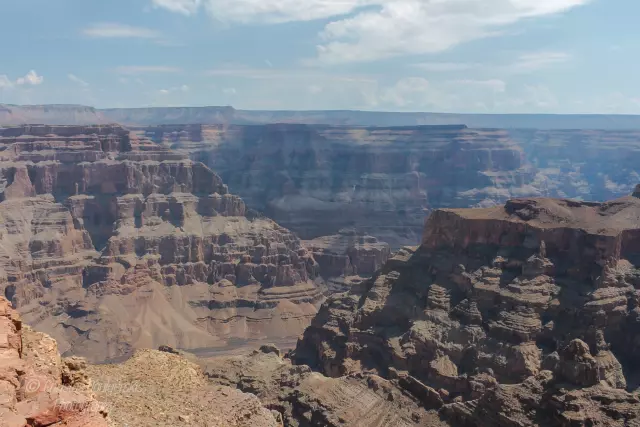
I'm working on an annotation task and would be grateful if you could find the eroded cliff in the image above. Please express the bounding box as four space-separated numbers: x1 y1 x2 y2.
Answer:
294 191 640 426
0 125 324 362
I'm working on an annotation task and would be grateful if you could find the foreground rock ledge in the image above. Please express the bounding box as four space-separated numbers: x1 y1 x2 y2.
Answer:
0 296 108 427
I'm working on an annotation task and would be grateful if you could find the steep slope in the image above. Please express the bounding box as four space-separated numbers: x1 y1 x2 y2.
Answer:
0 125 324 362
294 191 640 426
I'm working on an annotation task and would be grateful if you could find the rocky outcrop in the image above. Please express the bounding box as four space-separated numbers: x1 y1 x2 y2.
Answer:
0 296 109 427
86 348 281 427
201 345 447 427
294 191 640 426
0 125 324 362
302 229 391 280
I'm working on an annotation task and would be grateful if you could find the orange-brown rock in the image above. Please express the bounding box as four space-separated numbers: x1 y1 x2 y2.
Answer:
0 296 108 427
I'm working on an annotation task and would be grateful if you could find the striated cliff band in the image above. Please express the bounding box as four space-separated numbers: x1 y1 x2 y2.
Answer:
7 104 640 129
292 189 640 426
0 125 327 362
142 123 640 249
147 124 537 249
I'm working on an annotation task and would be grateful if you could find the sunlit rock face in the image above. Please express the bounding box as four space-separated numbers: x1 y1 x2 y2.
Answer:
0 125 324 362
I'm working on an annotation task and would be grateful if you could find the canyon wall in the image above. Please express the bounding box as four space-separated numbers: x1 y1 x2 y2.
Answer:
6 104 640 129
140 124 640 249
0 125 325 362
294 192 640 426
149 124 537 249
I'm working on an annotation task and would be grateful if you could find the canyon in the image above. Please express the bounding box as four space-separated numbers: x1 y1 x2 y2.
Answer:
1 107 640 426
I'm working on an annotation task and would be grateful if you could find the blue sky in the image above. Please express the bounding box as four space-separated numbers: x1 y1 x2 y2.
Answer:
0 0 637 113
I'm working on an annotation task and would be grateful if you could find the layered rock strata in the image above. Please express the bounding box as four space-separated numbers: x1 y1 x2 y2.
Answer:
201 345 447 427
302 229 391 280
0 125 323 362
147 124 536 249
294 192 640 426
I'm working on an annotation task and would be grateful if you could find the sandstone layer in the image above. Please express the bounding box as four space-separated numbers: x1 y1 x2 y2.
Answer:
294 191 640 426
0 125 324 362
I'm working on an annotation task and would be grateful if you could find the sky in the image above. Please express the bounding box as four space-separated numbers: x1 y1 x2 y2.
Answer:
0 0 638 113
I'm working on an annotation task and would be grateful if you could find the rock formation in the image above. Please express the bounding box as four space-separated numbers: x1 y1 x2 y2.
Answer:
201 345 447 427
86 348 282 427
294 191 640 426
0 125 324 362
302 229 391 280
0 296 109 427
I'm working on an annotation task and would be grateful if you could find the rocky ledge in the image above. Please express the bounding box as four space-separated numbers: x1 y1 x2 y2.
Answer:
293 191 640 426
0 125 324 362
0 296 109 427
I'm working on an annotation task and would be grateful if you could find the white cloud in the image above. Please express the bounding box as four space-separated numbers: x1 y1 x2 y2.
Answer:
509 51 571 72
151 0 202 15
308 85 323 94
68 74 89 87
223 87 237 95
315 1 589 64
152 0 588 63
16 70 43 85
158 84 191 95
150 1 589 64
0 75 14 89
153 0 375 23
83 23 161 39
114 66 182 75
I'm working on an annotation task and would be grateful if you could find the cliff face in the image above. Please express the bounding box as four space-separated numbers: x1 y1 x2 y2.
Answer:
294 192 640 426
141 124 640 250
510 129 640 201
152 124 535 249
0 125 324 362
